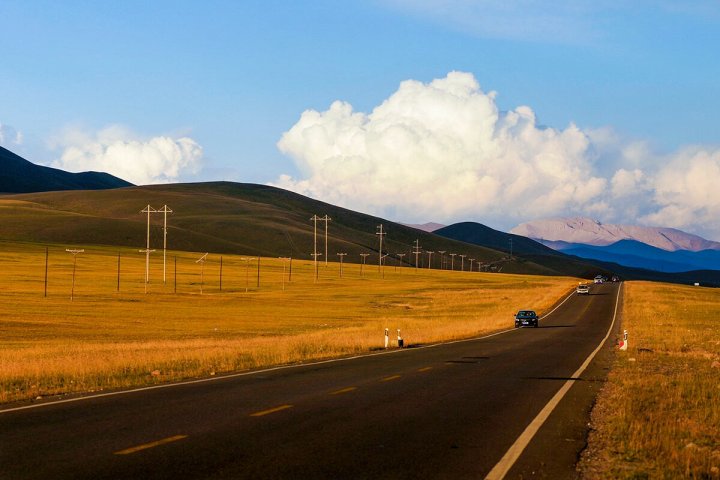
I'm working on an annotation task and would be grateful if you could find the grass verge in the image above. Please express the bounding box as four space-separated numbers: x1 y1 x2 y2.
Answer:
579 281 720 479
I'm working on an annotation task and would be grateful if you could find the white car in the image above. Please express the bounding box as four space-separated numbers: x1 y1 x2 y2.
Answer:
593 275 604 284
577 284 590 294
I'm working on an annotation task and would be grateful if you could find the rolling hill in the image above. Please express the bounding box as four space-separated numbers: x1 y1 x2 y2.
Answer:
0 145 132 193
0 181 566 275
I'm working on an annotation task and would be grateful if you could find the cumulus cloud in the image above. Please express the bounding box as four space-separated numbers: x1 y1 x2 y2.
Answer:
51 125 203 185
0 123 23 147
275 71 608 227
642 147 720 235
274 71 720 240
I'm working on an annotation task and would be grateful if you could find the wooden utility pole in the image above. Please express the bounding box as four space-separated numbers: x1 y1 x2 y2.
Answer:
376 224 386 272
413 239 422 270
360 253 370 277
337 253 347 277
140 205 157 285
320 215 331 266
158 204 172 284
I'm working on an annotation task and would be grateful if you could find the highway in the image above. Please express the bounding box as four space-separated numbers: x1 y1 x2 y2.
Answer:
0 282 621 479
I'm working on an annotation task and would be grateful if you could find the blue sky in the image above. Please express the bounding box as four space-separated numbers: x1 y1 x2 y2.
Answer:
2 1 720 237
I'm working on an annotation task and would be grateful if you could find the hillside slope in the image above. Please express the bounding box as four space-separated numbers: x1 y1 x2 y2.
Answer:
0 182 561 275
0 145 133 193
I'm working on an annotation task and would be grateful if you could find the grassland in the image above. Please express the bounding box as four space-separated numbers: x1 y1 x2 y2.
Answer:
0 241 576 405
580 281 720 479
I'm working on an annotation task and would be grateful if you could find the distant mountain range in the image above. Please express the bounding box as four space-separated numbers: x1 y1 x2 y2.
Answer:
403 222 446 233
511 217 720 252
0 145 132 193
511 217 720 275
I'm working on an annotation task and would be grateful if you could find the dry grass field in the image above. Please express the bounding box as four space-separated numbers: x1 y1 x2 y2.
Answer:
0 241 576 405
580 281 720 479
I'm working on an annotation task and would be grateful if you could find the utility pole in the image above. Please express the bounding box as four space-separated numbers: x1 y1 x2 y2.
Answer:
459 254 467 271
450 253 457 271
140 205 157 285
158 205 172 285
413 239 422 270
321 215 331 266
310 215 321 281
360 253 370 277
65 249 84 301
427 251 434 269
138 248 155 293
438 251 446 270
337 253 347 277
470 258 475 272
396 253 406 272
241 257 255 293
279 257 290 290
195 253 208 295
376 224 386 272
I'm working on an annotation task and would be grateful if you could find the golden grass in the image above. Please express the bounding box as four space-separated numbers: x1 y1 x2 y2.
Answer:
580 281 720 479
0 241 575 404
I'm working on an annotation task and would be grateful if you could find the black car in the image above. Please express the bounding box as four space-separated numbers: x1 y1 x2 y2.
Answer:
514 310 539 328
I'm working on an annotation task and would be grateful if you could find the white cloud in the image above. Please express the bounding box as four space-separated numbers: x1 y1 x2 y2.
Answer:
51 125 203 185
641 147 720 236
275 71 720 240
0 123 23 147
275 71 607 227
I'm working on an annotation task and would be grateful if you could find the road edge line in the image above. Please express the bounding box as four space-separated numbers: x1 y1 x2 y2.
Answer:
484 283 622 480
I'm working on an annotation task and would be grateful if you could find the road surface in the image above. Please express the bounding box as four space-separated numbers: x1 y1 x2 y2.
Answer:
1 282 621 479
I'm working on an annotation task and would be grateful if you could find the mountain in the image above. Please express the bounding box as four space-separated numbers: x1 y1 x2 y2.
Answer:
433 222 610 278
0 182 565 275
403 222 446 232
511 217 720 252
435 222 720 285
0 145 133 193
556 239 720 273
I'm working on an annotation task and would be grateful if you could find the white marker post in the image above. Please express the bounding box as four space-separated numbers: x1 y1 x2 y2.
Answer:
619 329 628 351
384 328 389 349
397 329 403 348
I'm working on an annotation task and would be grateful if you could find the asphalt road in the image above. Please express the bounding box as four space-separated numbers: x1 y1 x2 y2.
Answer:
1 282 621 479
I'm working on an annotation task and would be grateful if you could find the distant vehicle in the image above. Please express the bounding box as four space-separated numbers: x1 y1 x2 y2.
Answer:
514 310 539 328
594 275 604 284
611 275 619 282
576 284 590 295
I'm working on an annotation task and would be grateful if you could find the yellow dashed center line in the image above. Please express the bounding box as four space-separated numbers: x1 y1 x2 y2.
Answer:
250 404 294 417
381 375 401 382
418 367 433 372
114 435 188 455
330 387 357 395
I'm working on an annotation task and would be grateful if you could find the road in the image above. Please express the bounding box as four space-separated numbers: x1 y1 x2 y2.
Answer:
1 282 621 479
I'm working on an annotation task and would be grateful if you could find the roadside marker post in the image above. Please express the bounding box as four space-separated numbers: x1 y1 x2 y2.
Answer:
384 328 389 349
619 330 628 351
397 329 403 348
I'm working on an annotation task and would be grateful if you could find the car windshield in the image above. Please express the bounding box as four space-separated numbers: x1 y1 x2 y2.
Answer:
517 311 535 318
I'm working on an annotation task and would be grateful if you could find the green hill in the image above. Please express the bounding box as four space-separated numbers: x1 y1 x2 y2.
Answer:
0 181 566 275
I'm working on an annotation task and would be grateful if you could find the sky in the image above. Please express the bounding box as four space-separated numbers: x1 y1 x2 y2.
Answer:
2 1 720 239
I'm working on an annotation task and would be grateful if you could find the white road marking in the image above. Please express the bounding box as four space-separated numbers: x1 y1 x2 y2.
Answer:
484 284 622 480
